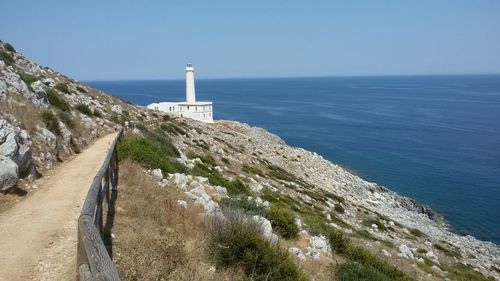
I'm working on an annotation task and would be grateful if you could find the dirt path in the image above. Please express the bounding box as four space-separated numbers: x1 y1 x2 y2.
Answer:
0 132 118 281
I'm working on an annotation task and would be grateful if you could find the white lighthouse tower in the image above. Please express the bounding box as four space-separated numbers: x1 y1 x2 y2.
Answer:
185 63 196 103
147 63 214 123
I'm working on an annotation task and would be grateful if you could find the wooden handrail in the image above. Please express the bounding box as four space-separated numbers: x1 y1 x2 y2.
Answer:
76 119 162 280
77 128 122 281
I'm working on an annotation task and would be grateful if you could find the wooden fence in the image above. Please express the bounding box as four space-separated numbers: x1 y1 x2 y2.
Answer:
77 128 123 280
76 120 162 280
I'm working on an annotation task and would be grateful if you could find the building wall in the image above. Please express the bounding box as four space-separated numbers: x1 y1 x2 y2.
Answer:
147 102 214 123
179 103 213 123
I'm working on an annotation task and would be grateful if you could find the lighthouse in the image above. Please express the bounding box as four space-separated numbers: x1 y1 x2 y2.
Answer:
186 63 196 103
147 63 214 123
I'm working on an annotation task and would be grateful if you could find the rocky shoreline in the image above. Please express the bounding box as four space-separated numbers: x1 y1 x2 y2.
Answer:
171 119 499 279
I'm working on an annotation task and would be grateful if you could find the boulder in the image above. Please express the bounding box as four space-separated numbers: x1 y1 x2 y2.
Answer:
111 105 123 115
309 235 331 254
31 81 48 105
0 156 18 192
177 200 188 209
0 119 32 176
397 244 414 259
151 168 163 180
58 121 72 143
252 215 278 243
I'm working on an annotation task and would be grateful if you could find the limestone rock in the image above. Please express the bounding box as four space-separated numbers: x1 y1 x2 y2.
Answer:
252 215 278 243
397 244 414 259
111 105 123 114
309 235 331 255
177 200 188 209
151 168 163 180
0 156 18 192
0 119 32 176
288 247 306 261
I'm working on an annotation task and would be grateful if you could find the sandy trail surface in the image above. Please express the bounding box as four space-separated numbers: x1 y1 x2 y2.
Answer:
0 132 118 281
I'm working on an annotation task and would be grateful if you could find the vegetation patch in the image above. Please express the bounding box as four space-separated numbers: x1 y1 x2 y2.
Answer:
160 122 187 136
55 83 70 94
433 243 461 258
75 103 93 116
0 50 14 66
186 151 217 166
4 43 15 52
93 109 102 118
118 136 186 175
41 110 60 135
70 138 81 154
335 261 391 281
363 217 387 231
220 196 266 216
47 89 71 111
334 203 345 214
76 85 87 93
241 164 264 177
408 228 426 238
265 204 299 239
57 111 75 129
19 72 39 90
208 211 307 281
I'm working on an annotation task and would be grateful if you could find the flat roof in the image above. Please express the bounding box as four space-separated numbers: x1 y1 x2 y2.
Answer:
178 101 212 105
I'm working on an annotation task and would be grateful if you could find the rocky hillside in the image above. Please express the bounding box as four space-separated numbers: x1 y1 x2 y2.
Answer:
0 40 152 196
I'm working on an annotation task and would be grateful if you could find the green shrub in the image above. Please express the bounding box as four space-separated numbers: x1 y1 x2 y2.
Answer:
241 164 264 176
344 244 414 281
162 114 171 121
19 72 39 87
55 83 70 94
354 229 377 241
442 263 490 281
117 136 186 175
208 212 307 281
363 218 387 231
409 228 426 238
76 85 87 93
160 123 187 136
265 204 299 239
326 228 350 254
4 43 15 52
0 50 14 66
47 89 71 111
433 243 461 258
93 109 103 118
335 261 391 281
220 196 266 216
70 138 81 154
221 157 230 165
75 103 93 116
57 111 75 129
186 151 216 166
122 110 129 117
110 112 122 124
334 203 345 214
41 110 60 135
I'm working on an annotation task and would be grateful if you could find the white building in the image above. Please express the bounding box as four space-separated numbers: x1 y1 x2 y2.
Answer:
148 64 214 123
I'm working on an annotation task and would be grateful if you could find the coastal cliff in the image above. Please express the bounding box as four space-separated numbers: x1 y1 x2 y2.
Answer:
1 41 499 280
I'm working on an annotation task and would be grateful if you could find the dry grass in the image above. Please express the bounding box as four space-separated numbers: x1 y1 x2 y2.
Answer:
114 160 242 280
1 94 40 131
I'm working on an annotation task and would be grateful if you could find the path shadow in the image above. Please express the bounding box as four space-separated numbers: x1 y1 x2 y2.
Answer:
102 189 118 258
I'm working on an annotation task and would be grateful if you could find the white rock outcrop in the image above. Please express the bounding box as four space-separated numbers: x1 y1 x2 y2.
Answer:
0 156 18 192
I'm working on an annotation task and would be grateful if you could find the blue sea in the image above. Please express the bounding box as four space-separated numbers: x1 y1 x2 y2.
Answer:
88 75 500 244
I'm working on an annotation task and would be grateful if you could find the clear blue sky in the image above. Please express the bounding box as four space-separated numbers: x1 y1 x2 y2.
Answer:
1 1 499 80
